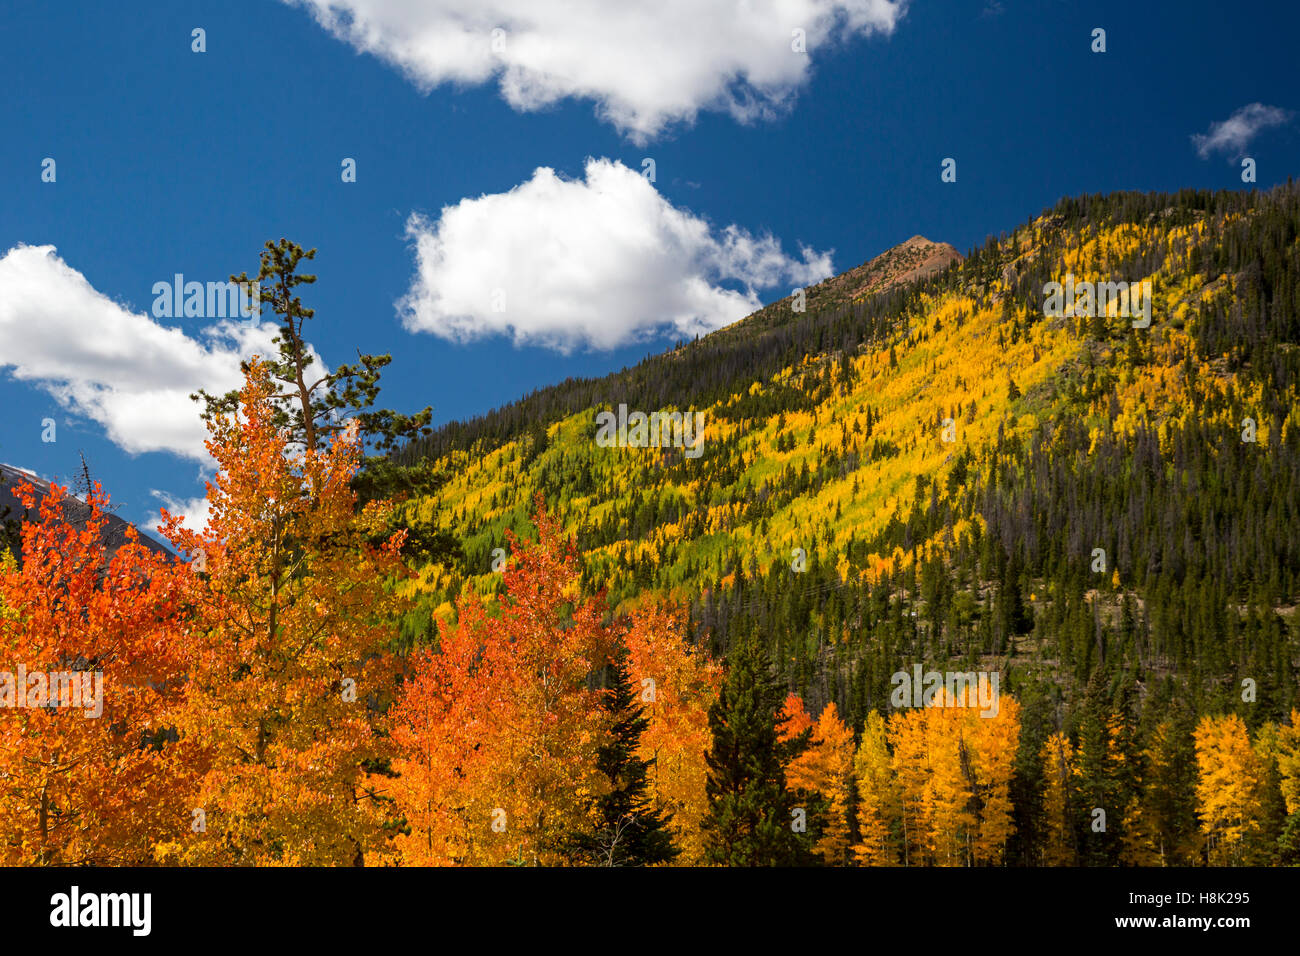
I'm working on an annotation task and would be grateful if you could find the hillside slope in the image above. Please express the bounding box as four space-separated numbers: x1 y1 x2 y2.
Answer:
0 462 172 561
396 185 1300 735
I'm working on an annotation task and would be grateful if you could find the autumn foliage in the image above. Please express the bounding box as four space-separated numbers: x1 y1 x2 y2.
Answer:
154 360 408 866
385 503 611 865
384 504 719 866
2 352 1297 867
0 485 195 865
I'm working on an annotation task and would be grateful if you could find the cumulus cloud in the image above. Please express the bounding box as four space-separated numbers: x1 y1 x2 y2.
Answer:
397 158 833 351
1192 103 1293 160
284 0 907 140
0 244 294 462
150 489 213 535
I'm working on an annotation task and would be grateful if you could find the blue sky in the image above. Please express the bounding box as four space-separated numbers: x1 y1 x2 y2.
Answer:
1 0 1297 536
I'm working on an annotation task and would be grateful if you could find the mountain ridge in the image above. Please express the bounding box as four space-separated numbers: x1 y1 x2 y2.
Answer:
0 462 171 560
393 184 1300 732
401 234 965 462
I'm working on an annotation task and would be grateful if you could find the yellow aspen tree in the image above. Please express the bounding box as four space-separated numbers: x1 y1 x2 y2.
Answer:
924 698 974 866
966 693 1020 865
623 604 721 865
888 707 932 866
1193 714 1264 866
1040 731 1077 866
853 710 900 866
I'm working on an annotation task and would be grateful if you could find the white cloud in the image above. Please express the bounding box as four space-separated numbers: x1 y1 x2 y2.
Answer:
0 244 298 462
150 489 213 535
284 0 907 141
397 158 833 351
1192 103 1293 160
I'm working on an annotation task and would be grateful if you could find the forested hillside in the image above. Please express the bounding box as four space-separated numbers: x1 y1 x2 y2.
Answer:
393 184 1300 862
6 189 1299 869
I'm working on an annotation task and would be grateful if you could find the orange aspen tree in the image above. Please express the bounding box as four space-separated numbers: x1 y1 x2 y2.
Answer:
622 603 721 865
0 485 196 865
778 694 813 739
783 698 855 865
385 635 498 865
157 360 407 866
387 502 610 865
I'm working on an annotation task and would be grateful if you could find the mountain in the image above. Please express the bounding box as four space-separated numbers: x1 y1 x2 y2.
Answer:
815 234 959 301
0 462 172 561
394 184 1300 736
710 234 962 343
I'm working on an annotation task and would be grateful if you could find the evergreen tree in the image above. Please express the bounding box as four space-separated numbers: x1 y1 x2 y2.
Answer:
702 634 816 865
191 239 442 499
574 647 679 866
192 239 457 565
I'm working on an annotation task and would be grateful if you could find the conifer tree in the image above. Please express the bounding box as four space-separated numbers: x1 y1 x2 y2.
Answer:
1138 715 1201 865
573 647 679 866
194 240 429 457
702 634 815 866
191 239 457 571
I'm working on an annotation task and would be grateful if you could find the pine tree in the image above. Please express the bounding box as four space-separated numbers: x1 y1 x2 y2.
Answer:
702 634 815 866
574 646 679 866
1138 715 1201 865
190 239 454 546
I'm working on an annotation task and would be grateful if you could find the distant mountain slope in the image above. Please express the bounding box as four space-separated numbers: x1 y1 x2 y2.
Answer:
399 236 964 463
395 185 1300 729
0 462 172 560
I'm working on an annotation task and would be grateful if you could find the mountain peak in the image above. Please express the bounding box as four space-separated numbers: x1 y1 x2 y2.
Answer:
813 235 962 304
